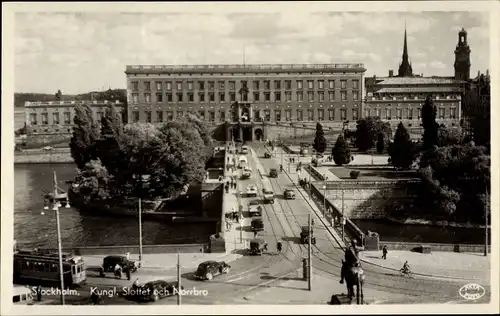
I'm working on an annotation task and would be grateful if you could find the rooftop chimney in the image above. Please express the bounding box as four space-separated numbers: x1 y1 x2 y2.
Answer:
389 70 394 77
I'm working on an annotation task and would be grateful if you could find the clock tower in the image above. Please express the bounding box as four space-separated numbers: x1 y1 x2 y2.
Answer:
454 28 471 80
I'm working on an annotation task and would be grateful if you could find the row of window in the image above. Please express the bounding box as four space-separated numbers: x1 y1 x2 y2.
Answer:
364 107 457 120
131 79 359 91
28 112 72 125
17 260 83 274
132 90 359 104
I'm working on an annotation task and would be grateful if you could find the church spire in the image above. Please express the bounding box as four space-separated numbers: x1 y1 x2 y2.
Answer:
398 24 413 77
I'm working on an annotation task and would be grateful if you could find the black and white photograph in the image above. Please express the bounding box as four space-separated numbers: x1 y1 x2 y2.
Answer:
1 1 498 314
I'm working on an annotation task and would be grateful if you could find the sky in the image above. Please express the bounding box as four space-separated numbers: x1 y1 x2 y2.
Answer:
13 8 491 94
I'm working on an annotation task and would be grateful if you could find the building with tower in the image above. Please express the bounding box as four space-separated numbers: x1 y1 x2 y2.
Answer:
364 27 468 128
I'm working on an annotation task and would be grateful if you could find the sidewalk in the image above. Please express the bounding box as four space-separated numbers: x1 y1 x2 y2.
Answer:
359 250 490 282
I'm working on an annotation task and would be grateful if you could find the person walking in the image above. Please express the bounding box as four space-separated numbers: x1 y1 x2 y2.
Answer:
382 245 388 260
36 285 42 301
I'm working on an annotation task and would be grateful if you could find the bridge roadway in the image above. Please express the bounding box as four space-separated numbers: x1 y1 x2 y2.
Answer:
52 143 489 305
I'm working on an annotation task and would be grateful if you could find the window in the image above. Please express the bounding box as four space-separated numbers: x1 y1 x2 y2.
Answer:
198 110 205 120
274 92 281 102
209 111 215 122
64 112 70 124
340 108 347 120
408 108 413 120
241 91 248 102
144 82 151 90
188 92 194 102
156 81 162 90
166 93 173 102
328 109 334 121
264 80 270 90
329 91 335 101
340 80 347 89
275 110 281 121
318 91 324 102
396 108 402 120
166 82 172 90
264 110 271 121
352 90 359 101
219 110 226 122
297 110 303 121
230 92 236 102
308 91 314 101
198 81 205 90
274 80 281 90
132 81 139 91
199 93 205 102
144 93 151 103
188 82 193 90
229 81 235 90
418 108 422 120
297 91 303 102
253 81 260 90
219 81 225 89
175 82 181 90
307 80 314 89
353 80 359 89
285 80 292 90
208 81 215 90
386 108 391 120
264 92 270 101
285 109 291 121
53 112 60 124
133 111 139 122
328 80 335 89
145 111 152 123
253 110 261 121
318 109 324 121
297 80 303 90
450 107 456 119
209 92 215 102
364 108 370 118
318 80 324 89
352 108 358 120
132 93 139 104
307 109 314 121
157 111 163 122
177 93 183 102
156 93 163 103
375 108 381 117
219 92 226 102
285 91 292 102
341 91 347 101
439 108 445 119
253 92 260 101
165 111 172 121
41 113 48 125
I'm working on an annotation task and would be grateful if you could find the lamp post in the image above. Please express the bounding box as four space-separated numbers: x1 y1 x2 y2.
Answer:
322 175 328 212
41 170 70 305
307 213 312 291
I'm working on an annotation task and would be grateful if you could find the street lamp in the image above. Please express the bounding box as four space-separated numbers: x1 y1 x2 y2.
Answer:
41 170 70 305
322 175 328 213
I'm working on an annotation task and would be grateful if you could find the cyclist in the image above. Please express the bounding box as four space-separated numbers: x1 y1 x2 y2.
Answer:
277 241 283 253
401 261 411 275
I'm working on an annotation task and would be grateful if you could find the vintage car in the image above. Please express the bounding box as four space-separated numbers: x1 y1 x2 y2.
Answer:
101 255 139 275
284 189 296 199
300 226 316 245
130 279 183 302
262 188 275 204
248 201 263 217
269 168 278 178
249 239 268 256
194 261 231 281
240 146 249 155
251 218 264 232
264 152 272 158
241 166 252 179
245 185 258 197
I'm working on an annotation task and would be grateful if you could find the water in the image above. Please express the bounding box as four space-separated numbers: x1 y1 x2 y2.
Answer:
14 164 216 249
353 219 489 245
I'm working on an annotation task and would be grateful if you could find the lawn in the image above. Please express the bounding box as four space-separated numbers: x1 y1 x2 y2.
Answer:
329 166 419 181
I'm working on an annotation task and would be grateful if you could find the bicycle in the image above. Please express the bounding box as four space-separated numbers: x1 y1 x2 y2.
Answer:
399 268 414 278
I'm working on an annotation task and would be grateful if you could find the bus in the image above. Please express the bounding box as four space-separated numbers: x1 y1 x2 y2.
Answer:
13 285 34 305
13 249 87 288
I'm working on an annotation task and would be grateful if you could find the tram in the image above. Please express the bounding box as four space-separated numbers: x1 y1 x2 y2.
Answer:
13 249 87 288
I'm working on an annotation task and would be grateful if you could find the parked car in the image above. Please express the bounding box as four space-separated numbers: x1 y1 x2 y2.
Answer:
101 255 139 275
249 239 267 256
269 168 278 178
251 218 264 232
264 152 271 158
262 188 275 204
248 203 263 217
241 146 249 154
300 226 316 245
245 185 258 197
284 189 296 199
194 261 231 281
131 279 183 302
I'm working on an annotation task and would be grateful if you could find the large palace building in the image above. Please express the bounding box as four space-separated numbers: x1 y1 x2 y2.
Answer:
363 28 469 128
125 63 366 141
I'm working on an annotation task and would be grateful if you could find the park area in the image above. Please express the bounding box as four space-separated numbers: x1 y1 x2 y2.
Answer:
329 166 419 181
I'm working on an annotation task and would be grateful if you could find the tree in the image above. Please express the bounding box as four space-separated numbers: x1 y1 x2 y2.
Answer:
95 104 125 176
332 134 351 166
184 113 214 160
355 117 392 152
376 132 385 153
312 122 327 153
55 89 62 101
421 96 439 150
69 103 100 169
462 90 490 149
71 159 112 204
437 126 463 147
388 122 417 169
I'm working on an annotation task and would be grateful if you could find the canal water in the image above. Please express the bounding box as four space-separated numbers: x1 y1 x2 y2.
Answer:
14 163 216 249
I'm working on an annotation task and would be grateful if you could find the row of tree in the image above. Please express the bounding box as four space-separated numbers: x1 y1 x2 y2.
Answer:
69 103 214 205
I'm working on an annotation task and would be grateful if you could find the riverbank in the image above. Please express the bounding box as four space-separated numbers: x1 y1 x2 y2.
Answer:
14 151 73 164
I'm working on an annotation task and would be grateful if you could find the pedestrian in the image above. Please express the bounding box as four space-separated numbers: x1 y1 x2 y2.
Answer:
36 285 42 301
253 231 257 238
225 184 229 193
125 252 130 261
126 267 131 280
382 245 388 260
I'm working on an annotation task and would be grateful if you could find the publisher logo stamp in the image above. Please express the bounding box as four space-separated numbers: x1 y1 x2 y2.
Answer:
459 283 486 300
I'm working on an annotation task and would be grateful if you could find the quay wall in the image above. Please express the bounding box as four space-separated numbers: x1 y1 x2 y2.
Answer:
39 243 214 256
15 151 73 164
380 241 491 253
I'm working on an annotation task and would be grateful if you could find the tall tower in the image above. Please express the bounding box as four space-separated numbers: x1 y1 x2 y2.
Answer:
397 26 413 77
454 28 471 80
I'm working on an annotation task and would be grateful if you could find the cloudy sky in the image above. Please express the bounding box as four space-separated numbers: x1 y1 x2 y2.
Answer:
13 4 491 94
